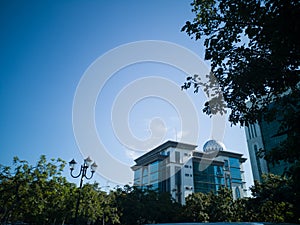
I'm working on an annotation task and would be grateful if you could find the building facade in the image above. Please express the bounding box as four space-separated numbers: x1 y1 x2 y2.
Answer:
244 123 269 182
131 140 247 204
245 119 290 182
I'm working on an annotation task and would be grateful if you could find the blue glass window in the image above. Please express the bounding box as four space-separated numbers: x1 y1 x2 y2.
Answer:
142 167 148 176
142 167 148 185
229 158 240 168
150 172 158 182
231 178 242 183
231 167 241 180
235 187 241 199
215 165 224 176
150 161 159 173
134 168 141 180
142 175 148 184
193 162 225 194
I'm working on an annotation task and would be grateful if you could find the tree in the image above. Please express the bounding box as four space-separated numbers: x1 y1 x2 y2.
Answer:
0 156 123 225
185 179 298 223
181 0 300 192
207 188 235 222
246 174 297 222
0 157 28 223
182 0 299 123
102 190 121 225
76 183 104 225
113 185 182 225
74 182 120 225
0 155 76 225
183 188 235 222
184 192 210 222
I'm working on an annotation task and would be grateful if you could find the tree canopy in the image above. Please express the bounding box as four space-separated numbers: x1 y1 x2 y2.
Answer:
0 156 120 225
0 156 75 224
1 156 299 224
182 0 299 124
181 0 300 187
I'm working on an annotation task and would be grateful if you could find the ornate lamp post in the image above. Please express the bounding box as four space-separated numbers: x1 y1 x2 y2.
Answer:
69 157 98 225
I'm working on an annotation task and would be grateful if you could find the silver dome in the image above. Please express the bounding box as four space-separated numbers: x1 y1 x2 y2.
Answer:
203 139 226 152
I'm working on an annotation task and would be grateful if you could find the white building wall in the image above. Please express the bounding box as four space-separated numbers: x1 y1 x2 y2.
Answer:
181 158 194 204
165 147 195 204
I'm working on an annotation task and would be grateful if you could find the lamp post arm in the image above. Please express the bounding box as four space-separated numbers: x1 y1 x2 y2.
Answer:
84 171 95 180
70 166 83 179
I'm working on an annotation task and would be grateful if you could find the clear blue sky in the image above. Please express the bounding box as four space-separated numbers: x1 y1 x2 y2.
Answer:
0 1 253 191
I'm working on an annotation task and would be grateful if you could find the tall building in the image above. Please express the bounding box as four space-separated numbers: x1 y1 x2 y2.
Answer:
244 123 269 182
131 140 247 204
245 118 290 182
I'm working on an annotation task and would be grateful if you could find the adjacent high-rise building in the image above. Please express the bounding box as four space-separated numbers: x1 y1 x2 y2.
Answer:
245 118 290 182
131 140 247 204
244 123 269 182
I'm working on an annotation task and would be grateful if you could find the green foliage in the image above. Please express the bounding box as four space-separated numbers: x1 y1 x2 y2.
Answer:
73 182 120 225
247 174 297 222
0 156 121 225
1 157 299 224
181 0 300 206
184 187 235 222
184 180 299 223
207 188 234 222
182 0 300 125
0 156 76 224
250 174 293 200
113 185 183 225
184 191 210 222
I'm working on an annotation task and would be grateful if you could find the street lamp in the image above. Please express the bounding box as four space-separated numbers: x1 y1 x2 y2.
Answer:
69 157 98 225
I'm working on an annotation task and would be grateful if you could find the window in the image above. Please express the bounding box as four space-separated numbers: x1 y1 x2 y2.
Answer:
150 161 159 173
142 175 148 185
150 172 158 182
250 125 254 139
224 160 229 170
247 127 252 139
175 165 182 203
175 151 180 163
134 168 142 186
142 167 148 177
142 167 149 185
216 166 223 176
235 187 241 199
229 158 240 168
231 168 241 180
253 125 257 137
134 168 141 180
225 174 231 188
254 144 262 176
160 151 167 156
